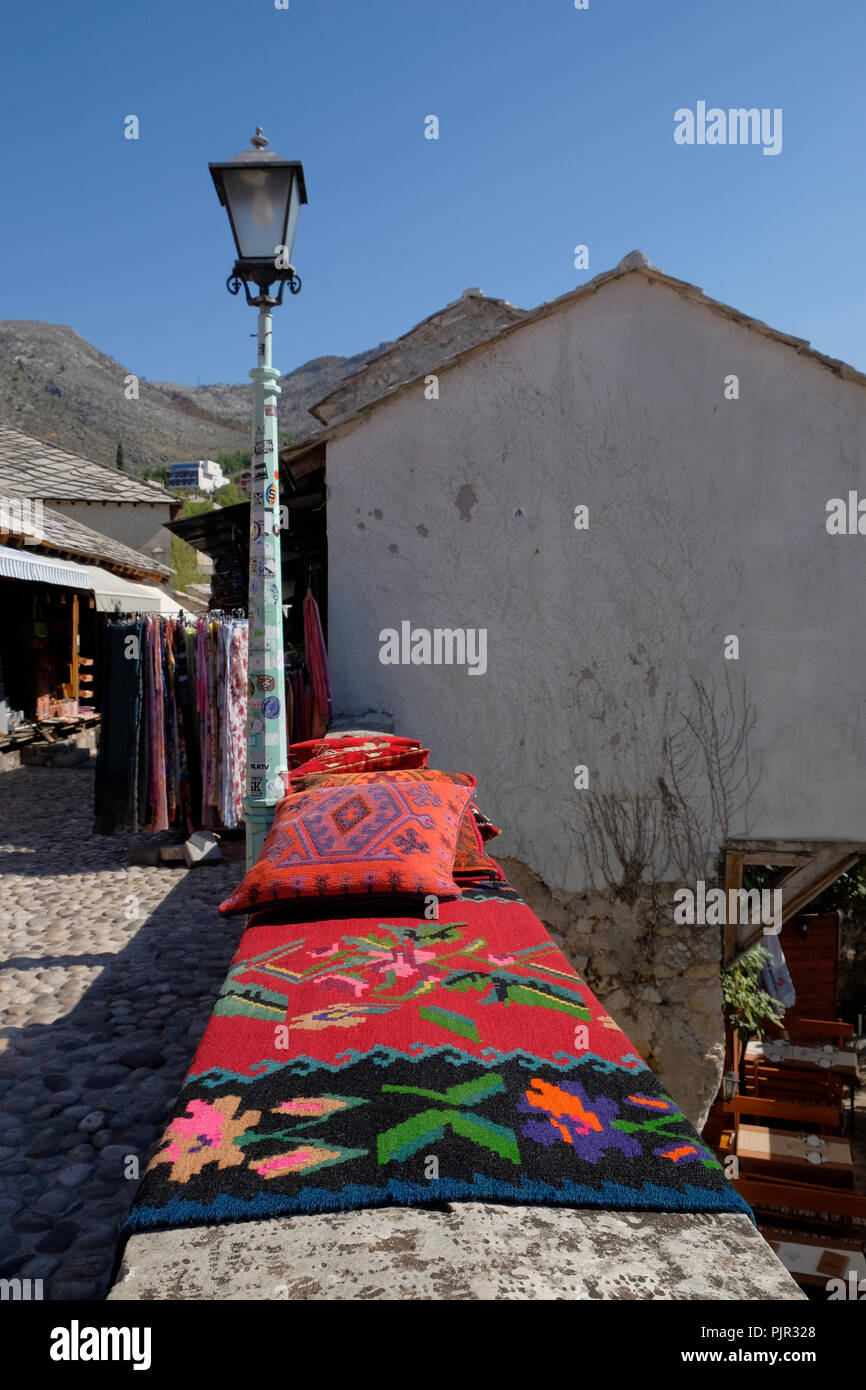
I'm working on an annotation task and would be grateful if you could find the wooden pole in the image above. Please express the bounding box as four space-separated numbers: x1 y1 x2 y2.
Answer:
71 591 79 702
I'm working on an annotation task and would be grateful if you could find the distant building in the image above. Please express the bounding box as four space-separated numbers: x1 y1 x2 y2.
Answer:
167 459 227 493
238 469 251 496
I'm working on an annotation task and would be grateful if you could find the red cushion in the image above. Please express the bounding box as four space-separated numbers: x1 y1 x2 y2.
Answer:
289 734 424 771
451 808 505 880
299 747 430 777
219 778 473 915
290 767 473 795
288 768 503 879
472 807 502 843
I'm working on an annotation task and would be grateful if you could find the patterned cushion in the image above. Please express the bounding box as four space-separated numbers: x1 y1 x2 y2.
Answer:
219 779 473 915
472 807 501 843
452 808 505 881
289 735 429 775
290 767 474 795
289 768 503 881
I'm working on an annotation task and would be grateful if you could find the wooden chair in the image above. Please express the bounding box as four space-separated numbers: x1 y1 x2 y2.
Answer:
745 1059 843 1109
718 1096 843 1173
729 1095 842 1136
786 1018 855 1047
735 1175 866 1240
702 1098 736 1149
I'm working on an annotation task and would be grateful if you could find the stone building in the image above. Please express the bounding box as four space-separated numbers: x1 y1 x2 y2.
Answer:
0 424 179 560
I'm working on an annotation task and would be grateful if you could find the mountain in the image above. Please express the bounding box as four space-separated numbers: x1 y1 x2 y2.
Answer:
0 321 386 474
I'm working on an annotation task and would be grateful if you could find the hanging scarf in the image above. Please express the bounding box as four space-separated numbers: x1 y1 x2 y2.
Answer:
303 588 332 737
148 617 169 831
223 619 248 828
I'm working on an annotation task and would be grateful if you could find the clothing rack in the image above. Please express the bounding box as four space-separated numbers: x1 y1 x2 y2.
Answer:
105 609 190 621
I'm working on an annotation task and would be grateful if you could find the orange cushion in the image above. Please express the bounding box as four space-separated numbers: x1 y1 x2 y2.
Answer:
219 778 473 915
286 768 503 879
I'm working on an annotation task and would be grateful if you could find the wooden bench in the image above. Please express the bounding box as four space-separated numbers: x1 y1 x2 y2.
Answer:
735 1175 866 1240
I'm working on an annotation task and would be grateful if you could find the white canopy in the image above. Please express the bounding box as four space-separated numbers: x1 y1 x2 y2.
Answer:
82 566 191 617
0 542 90 589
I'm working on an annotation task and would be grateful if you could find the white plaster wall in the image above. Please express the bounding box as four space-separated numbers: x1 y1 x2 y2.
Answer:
48 501 173 559
326 274 866 894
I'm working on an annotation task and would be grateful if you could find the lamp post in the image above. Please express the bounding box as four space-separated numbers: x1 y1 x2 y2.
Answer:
210 128 308 869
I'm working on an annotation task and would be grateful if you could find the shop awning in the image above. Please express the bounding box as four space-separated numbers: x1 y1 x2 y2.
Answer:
0 546 190 613
81 567 191 616
0 542 90 588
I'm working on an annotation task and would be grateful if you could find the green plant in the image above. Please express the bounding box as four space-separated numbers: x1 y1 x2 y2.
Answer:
721 945 784 1043
215 481 241 507
179 498 213 518
170 533 205 590
214 448 250 478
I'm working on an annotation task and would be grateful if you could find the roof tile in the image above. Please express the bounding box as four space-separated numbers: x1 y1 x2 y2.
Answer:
0 424 174 504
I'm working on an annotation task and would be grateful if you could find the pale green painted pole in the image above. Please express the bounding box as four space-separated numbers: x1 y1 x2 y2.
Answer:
244 304 289 868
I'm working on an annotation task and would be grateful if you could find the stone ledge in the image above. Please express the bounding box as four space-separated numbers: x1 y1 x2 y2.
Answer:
108 1205 803 1301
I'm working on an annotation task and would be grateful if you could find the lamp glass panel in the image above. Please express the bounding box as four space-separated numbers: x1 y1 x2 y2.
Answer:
222 166 294 260
283 178 302 262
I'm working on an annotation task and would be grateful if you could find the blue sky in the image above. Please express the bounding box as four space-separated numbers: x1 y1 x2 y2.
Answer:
1 0 864 386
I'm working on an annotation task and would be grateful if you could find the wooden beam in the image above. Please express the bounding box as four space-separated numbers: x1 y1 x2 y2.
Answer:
741 852 811 867
726 844 862 965
723 851 744 966
726 839 866 855
782 852 861 920
71 592 79 701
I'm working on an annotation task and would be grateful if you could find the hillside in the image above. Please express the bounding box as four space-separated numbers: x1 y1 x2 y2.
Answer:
0 321 385 474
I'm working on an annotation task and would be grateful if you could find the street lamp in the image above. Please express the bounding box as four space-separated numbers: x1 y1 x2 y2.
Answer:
209 127 307 307
210 128 308 869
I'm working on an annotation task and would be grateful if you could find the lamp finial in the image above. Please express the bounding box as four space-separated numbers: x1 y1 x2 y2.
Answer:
251 127 268 150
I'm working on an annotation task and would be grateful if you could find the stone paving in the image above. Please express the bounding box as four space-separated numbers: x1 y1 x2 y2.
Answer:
0 763 244 1300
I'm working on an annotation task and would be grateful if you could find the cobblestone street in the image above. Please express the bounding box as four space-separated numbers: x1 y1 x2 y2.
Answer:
0 763 243 1299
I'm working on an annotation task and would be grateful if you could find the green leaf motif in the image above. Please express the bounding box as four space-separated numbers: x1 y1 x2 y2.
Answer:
377 1107 520 1166
418 1004 481 1042
377 1071 520 1167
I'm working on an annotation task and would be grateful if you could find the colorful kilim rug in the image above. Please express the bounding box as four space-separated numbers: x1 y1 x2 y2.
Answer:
123 887 750 1232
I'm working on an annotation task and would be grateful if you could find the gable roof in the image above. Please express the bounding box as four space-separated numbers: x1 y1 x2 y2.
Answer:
310 288 528 428
283 251 866 460
0 502 172 580
0 424 175 504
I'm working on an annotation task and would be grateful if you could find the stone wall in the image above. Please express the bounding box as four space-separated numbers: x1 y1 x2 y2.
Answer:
48 500 173 560
499 857 725 1129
